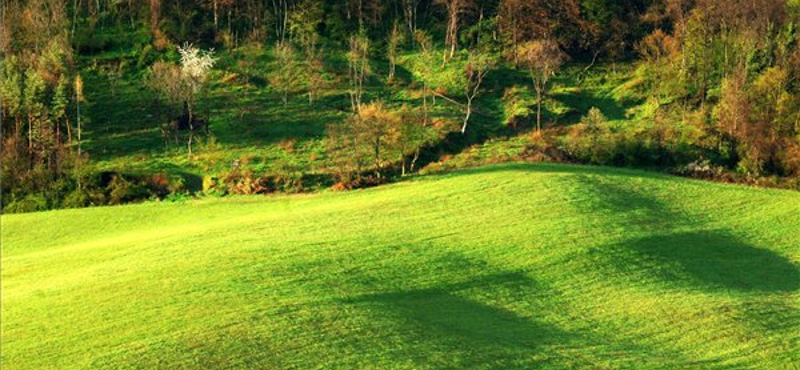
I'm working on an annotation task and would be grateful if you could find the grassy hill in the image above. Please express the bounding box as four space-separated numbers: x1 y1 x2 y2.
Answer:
79 43 641 182
2 163 799 370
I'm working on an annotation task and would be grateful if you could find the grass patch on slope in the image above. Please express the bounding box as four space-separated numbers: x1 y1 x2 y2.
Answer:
78 40 646 188
3 163 798 369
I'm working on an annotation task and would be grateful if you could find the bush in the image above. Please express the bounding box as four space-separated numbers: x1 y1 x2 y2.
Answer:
501 86 535 129
202 175 226 196
74 29 112 53
107 175 149 205
4 194 48 214
164 192 191 203
61 189 90 209
561 108 613 164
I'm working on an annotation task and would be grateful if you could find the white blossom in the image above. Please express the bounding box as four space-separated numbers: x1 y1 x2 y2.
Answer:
178 43 216 92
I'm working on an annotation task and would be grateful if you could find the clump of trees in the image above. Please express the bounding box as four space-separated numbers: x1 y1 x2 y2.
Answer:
347 33 371 112
327 102 432 185
633 0 800 179
0 0 89 212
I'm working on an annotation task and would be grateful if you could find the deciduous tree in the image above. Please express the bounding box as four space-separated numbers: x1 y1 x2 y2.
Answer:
347 33 371 111
517 39 567 132
436 0 473 63
269 42 304 106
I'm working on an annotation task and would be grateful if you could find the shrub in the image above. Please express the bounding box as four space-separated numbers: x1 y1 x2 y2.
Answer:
562 108 613 164
107 175 149 205
5 194 48 214
202 175 226 196
501 86 535 129
62 189 90 209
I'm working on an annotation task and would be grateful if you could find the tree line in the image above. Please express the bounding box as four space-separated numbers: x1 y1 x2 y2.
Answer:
1 0 798 212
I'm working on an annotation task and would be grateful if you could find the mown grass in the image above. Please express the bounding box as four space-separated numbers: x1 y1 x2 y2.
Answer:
2 163 798 369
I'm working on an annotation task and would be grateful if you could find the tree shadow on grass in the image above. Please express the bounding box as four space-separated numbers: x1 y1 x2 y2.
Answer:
341 272 573 369
552 90 638 124
602 230 800 293
565 172 800 293
426 162 681 184
439 165 800 294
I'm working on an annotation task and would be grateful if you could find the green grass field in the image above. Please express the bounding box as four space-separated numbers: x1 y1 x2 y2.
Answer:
3 163 799 369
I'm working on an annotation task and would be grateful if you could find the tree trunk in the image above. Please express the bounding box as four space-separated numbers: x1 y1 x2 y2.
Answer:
213 0 219 32
374 137 381 179
72 0 80 39
28 115 33 155
422 83 428 125
187 101 194 157
461 97 472 133
77 100 82 155
66 117 73 145
149 0 160 34
536 88 542 133
411 148 420 172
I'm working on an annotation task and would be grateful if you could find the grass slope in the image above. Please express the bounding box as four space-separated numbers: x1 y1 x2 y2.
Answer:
80 41 640 185
3 163 799 370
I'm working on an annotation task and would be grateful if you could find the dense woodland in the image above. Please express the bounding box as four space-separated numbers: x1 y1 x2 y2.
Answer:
1 0 799 212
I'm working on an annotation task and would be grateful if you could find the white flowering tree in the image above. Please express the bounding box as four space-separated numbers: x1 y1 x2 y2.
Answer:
147 43 215 156
178 43 216 127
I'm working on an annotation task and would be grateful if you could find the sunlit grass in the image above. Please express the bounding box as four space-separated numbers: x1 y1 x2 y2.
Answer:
3 163 798 369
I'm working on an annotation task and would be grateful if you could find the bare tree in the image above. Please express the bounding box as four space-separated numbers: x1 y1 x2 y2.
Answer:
387 19 403 82
270 0 293 44
460 50 494 133
436 0 472 63
517 39 566 132
304 47 326 106
347 34 371 112
401 0 421 38
269 42 303 105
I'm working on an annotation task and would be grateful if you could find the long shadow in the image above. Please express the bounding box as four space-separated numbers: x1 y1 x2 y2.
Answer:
562 172 800 293
421 162 681 183
602 230 800 293
341 271 573 369
551 89 639 124
421 164 799 295
204 89 346 148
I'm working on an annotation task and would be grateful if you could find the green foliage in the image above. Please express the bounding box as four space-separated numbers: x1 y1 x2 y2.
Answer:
5 0 799 213
107 175 149 205
269 42 306 105
0 56 24 116
50 74 70 123
501 85 535 128
202 175 226 196
4 194 48 214
61 188 90 209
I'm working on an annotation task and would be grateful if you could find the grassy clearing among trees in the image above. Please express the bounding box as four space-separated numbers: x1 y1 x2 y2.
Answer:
2 163 799 369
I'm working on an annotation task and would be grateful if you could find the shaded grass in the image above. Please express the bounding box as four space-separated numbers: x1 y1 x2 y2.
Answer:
78 44 645 188
2 163 798 369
